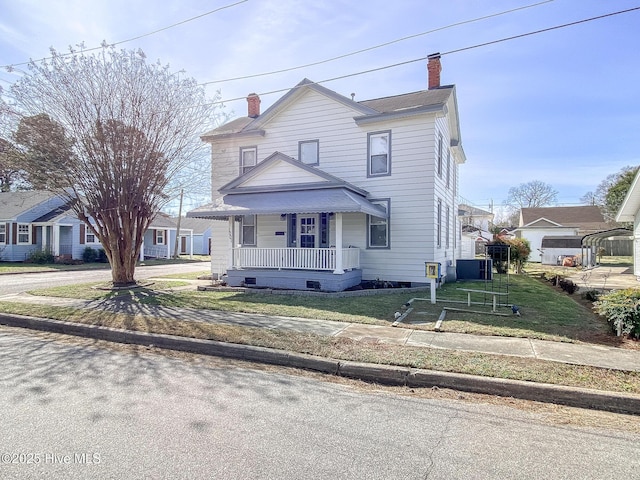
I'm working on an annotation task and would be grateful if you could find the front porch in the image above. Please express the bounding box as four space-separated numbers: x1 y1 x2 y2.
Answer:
227 246 361 292
226 266 362 292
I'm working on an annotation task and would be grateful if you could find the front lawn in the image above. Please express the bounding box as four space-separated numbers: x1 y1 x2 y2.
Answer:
23 272 612 344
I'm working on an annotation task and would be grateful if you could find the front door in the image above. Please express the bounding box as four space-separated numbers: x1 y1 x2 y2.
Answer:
298 215 317 248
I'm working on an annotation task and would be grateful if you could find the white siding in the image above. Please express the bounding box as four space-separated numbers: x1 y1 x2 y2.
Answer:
205 87 463 285
241 160 328 187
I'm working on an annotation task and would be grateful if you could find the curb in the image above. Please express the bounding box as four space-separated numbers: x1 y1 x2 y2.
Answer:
1 312 639 416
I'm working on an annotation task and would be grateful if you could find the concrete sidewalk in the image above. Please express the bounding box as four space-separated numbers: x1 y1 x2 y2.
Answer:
1 292 639 373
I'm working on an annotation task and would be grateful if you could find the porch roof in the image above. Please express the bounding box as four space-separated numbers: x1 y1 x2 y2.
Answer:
187 188 387 218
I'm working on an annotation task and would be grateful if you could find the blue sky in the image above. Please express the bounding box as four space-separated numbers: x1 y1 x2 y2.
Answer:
1 0 638 214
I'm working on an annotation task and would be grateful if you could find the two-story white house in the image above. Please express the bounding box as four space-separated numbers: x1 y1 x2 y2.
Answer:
188 54 466 291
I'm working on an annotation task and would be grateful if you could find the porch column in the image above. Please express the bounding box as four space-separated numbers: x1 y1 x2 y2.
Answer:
189 231 193 259
53 224 60 256
228 216 235 270
140 240 145 261
166 231 171 259
333 212 344 274
43 226 49 251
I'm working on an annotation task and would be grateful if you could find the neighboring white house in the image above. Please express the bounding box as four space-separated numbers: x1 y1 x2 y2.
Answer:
616 169 640 277
459 203 493 258
187 55 467 291
516 206 611 263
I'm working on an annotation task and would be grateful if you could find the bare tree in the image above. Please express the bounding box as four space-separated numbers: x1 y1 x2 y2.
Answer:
506 180 558 209
0 90 28 191
10 46 223 286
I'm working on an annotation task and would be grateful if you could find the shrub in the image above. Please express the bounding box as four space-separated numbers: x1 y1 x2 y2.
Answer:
558 278 578 295
82 247 98 263
582 289 600 302
593 289 640 339
27 249 54 264
97 249 109 263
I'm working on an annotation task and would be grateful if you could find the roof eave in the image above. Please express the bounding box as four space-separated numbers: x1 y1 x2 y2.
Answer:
201 129 266 142
616 169 640 222
354 104 444 125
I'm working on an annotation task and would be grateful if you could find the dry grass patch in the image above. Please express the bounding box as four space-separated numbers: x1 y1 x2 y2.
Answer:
0 302 638 395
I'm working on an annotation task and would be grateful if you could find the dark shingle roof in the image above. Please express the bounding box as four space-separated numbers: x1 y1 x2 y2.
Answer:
521 206 610 232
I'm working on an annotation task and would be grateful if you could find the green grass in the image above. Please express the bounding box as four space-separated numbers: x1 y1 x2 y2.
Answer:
27 280 191 301
24 273 612 343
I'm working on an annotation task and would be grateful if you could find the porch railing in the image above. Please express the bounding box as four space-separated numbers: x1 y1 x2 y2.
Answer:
233 247 360 271
144 245 169 259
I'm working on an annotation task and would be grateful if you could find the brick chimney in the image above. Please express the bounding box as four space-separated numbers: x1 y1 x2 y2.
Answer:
247 93 261 118
427 53 442 89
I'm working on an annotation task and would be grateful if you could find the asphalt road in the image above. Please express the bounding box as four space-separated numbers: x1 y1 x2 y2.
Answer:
0 262 211 296
1 326 638 480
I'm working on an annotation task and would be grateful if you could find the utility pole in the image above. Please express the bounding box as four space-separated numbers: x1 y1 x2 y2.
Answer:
173 189 184 259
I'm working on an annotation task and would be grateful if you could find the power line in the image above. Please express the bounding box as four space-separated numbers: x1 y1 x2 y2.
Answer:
0 0 248 70
200 0 555 85
442 5 640 56
205 5 640 107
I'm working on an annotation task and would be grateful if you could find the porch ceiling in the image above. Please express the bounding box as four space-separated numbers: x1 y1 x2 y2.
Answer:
187 188 387 218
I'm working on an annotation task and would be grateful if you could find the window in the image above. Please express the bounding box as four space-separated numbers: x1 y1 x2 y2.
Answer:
240 147 257 174
446 205 450 249
367 131 391 177
86 228 97 244
299 140 319 165
18 224 30 244
0 224 5 244
155 229 165 245
437 133 443 177
241 215 256 246
367 199 390 249
437 199 442 248
446 150 451 189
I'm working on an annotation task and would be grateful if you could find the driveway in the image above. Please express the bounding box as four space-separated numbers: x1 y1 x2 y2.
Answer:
567 264 639 291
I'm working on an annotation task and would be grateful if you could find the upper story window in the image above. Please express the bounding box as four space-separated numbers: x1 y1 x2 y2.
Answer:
367 199 390 249
240 146 257 174
241 215 256 246
18 224 31 244
367 131 391 177
0 224 5 244
446 150 451 189
299 140 319 165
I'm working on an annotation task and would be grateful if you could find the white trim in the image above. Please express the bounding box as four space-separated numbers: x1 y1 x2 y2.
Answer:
17 223 31 244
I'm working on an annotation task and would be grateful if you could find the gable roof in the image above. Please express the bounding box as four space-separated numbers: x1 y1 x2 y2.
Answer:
201 79 464 163
219 151 367 196
458 203 493 218
150 213 177 229
0 191 60 220
175 217 213 234
520 206 610 231
187 153 386 219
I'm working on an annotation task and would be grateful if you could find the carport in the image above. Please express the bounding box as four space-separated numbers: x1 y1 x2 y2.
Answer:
581 228 633 267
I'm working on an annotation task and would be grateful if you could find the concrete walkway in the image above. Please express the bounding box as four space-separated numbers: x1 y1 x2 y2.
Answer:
1 291 638 373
